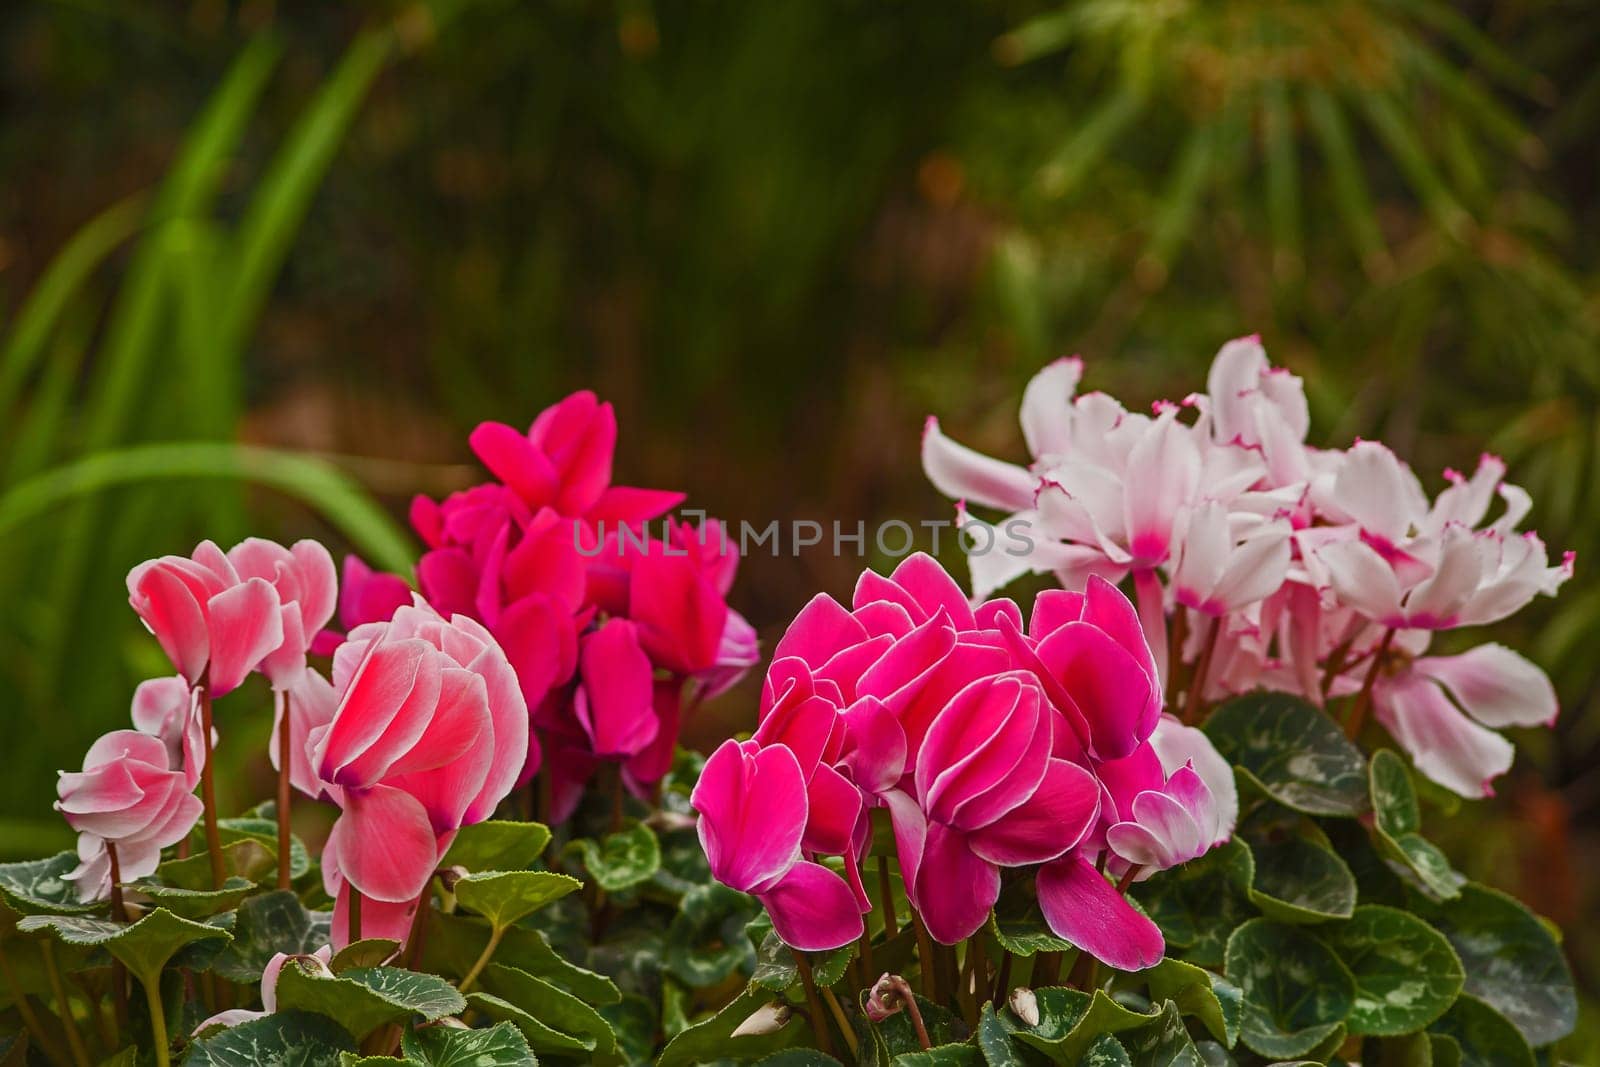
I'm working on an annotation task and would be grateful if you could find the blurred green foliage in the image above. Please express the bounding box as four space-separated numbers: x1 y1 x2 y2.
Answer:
1 0 1596 1044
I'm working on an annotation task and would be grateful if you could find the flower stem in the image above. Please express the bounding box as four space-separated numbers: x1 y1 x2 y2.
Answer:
41 941 90 1067
1165 605 1188 709
143 972 171 1067
277 690 293 890
348 884 364 944
993 949 1013 1004
106 844 130 1030
794 952 836 1058
1345 629 1395 740
196 684 225 890
876 855 898 938
404 882 433 971
457 925 503 994
1033 951 1063 987
1183 616 1221 724
820 985 858 1056
887 975 931 1050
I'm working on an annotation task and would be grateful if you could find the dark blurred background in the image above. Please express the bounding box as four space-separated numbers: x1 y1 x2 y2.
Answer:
2 0 1597 1043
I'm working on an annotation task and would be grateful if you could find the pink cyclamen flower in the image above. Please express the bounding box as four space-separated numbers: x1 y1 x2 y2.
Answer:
692 739 864 951
195 946 333 1033
131 676 206 780
886 671 1101 944
224 538 337 690
56 730 204 901
1100 715 1238 875
126 541 286 697
309 598 528 946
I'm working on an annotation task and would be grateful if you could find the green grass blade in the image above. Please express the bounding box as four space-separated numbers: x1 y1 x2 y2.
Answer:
1357 91 1470 239
1389 0 1553 102
0 194 143 424
1035 82 1147 199
0 443 417 576
1261 79 1302 279
1303 86 1387 276
217 28 393 353
1 297 95 484
1137 120 1216 286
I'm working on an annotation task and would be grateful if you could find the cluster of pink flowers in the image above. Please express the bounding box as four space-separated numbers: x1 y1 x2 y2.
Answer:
924 337 1573 798
692 552 1236 967
404 391 759 820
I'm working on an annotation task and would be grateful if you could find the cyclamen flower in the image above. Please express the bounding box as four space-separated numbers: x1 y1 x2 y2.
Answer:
693 740 864 951
126 541 286 697
224 539 337 690
308 598 527 946
195 946 333 1034
924 338 1573 799
309 554 413 655
56 729 203 901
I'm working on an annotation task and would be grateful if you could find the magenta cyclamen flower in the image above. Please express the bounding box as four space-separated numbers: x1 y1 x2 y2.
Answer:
56 729 204 901
692 740 865 952
308 598 527 946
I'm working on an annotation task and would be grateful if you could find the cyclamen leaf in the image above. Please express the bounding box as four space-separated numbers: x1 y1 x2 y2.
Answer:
210 890 332 984
1080 1033 1133 1066
1118 1000 1205 1065
159 839 275 889
567 821 661 893
469 991 593 1055
126 876 255 920
989 907 1075 958
400 1020 536 1067
1428 993 1534 1067
418 909 618 1005
657 985 805 1067
863 991 965 1057
975 1003 1031 1067
1131 838 1255 967
454 870 581 931
180 1009 354 1066
1203 693 1367 817
0 852 105 916
891 1045 983 1066
1368 751 1465 901
328 938 400 972
18 906 230 987
273 960 466 1039
756 1052 842 1066
482 961 616 1057
750 928 856 992
1145 958 1237 1047
1010 989 1158 1063
664 883 759 987
1420 883 1576 1047
1224 918 1354 1059
1321 905 1463 1036
217 816 312 880
439 820 551 873
1239 810 1356 924
601 992 657 1065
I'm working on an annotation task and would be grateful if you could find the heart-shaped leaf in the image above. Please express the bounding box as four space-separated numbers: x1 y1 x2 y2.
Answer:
210 890 332 984
1428 993 1534 1067
566 821 661 893
1131 838 1256 967
0 853 105 916
1119 999 1203 1065
182 1010 354 1066
419 909 618 1005
1079 1033 1132 1066
1419 883 1576 1047
1145 958 1237 1047
160 839 276 889
469 990 595 1055
750 928 856 993
273 960 466 1039
1224 918 1353 1059
216 817 311 880
1204 693 1367 817
1240 808 1356 924
1321 904 1463 1036
329 938 400 972
1007 988 1157 1063
601 992 657 1065
454 870 581 931
1368 751 1464 901
891 1045 982 1066
400 1020 536 1066
19 907 231 987
439 821 551 874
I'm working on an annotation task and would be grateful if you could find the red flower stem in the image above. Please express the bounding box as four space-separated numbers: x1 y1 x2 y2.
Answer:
404 881 433 971
1183 616 1221 724
858 926 874 989
1165 606 1188 709
107 843 126 923
876 856 899 937
196 683 225 890
888 975 931 1049
794 952 836 1058
277 690 293 890
348 884 364 943
993 949 1013 1004
107 843 131 1028
1033 951 1063 987
1345 628 1395 740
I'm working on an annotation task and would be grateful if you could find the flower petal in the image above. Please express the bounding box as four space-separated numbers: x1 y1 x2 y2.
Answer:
760 860 865 952
1037 854 1163 971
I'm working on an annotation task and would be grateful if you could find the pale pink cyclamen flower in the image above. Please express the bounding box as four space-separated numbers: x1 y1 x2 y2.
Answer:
126 541 286 697
194 946 333 1034
56 729 204 901
308 598 528 946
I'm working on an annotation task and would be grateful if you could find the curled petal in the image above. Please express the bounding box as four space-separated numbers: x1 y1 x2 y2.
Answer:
1413 644 1557 729
1037 854 1163 971
760 861 864 952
